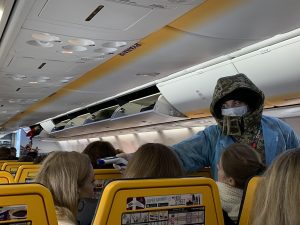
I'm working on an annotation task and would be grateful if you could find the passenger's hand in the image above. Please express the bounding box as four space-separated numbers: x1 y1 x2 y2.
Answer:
112 153 133 172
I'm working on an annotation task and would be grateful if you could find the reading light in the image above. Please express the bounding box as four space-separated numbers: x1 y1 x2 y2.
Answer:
61 50 73 54
68 39 95 46
32 33 60 42
94 47 117 54
62 45 87 52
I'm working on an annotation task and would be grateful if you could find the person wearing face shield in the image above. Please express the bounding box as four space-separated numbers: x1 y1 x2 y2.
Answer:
171 73 300 179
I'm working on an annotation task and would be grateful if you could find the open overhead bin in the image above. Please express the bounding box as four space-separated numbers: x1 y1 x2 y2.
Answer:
157 62 238 118
157 35 300 118
47 86 187 138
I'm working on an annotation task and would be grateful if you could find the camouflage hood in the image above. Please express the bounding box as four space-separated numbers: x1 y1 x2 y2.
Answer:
210 73 265 136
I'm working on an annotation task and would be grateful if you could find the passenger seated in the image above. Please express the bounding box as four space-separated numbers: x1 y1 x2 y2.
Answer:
217 143 265 224
0 147 13 160
33 154 49 164
18 151 38 162
123 143 185 178
35 151 95 225
10 147 19 160
82 141 116 169
250 148 300 225
18 155 34 162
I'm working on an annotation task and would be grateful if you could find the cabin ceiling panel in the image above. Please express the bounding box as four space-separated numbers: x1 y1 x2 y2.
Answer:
11 29 137 64
0 81 54 114
0 103 30 126
0 73 70 108
3 55 80 77
27 104 77 119
21 30 257 124
38 0 152 30
0 102 33 112
0 102 26 112
36 91 114 116
23 0 205 40
75 32 255 94
170 0 300 40
0 85 51 100
0 74 22 89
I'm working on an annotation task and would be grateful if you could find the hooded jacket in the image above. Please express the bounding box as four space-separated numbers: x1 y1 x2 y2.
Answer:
172 74 300 179
210 74 265 162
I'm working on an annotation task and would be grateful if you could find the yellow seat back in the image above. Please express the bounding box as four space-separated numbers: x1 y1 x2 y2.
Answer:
0 160 17 170
188 168 212 178
14 165 41 183
1 162 34 176
92 177 224 225
93 169 122 197
0 171 14 183
238 177 261 225
0 183 57 224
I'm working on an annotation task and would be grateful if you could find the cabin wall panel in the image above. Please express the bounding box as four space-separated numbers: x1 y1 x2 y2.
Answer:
53 127 203 153
282 117 300 136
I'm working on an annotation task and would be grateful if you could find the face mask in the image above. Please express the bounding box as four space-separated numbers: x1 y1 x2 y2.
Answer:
221 105 248 117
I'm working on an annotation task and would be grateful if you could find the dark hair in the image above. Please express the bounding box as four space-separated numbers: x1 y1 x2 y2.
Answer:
82 141 116 168
221 143 265 189
0 147 13 159
114 149 124 154
18 155 34 162
124 143 185 178
27 151 38 158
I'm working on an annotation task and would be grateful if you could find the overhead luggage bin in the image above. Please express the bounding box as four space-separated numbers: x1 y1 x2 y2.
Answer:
50 93 187 138
157 62 238 118
157 35 300 118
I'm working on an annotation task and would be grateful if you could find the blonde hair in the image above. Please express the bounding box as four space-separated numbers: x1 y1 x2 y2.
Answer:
35 151 92 223
250 149 300 225
124 143 184 178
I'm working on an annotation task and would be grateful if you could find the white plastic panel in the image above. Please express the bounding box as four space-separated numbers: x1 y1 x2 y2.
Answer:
4 56 78 76
157 62 238 115
173 0 300 40
39 0 151 31
263 106 300 119
24 0 205 40
232 38 300 98
40 120 55 133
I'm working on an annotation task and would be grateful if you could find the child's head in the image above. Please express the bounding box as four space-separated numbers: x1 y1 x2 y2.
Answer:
124 143 185 178
218 143 265 189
